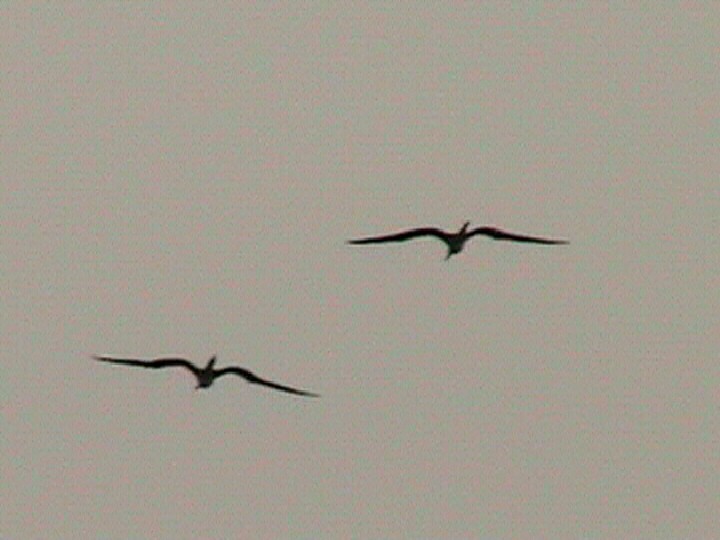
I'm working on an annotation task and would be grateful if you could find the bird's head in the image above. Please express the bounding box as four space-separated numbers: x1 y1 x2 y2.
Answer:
460 221 471 233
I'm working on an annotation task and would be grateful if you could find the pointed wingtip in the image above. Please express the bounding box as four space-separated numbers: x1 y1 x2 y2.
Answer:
537 239 569 246
292 388 320 398
293 388 320 398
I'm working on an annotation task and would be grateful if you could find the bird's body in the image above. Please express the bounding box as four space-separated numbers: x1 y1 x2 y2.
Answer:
93 355 319 397
348 221 568 259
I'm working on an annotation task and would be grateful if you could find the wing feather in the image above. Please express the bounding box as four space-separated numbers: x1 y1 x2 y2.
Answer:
215 367 319 397
469 227 568 245
348 227 449 245
92 355 200 375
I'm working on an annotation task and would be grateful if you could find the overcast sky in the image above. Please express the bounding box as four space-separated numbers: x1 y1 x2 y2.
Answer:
3 3 718 538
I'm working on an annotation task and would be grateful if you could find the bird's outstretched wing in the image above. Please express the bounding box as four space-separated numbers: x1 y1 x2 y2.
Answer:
348 227 449 245
92 355 200 376
215 367 319 397
469 227 568 245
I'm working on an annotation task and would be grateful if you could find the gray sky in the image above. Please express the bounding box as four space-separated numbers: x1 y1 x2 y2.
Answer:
2 3 718 538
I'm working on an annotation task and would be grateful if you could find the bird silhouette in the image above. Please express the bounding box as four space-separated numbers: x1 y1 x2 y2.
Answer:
93 355 319 397
348 221 568 259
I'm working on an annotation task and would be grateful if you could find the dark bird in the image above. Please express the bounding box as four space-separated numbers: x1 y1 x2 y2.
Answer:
92 355 319 397
348 221 568 260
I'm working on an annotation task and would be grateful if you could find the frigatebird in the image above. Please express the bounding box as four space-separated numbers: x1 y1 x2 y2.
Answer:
92 355 319 397
348 221 568 260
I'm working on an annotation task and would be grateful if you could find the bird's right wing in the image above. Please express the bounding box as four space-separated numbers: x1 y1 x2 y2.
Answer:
92 355 200 375
469 227 568 245
347 227 448 244
215 367 319 397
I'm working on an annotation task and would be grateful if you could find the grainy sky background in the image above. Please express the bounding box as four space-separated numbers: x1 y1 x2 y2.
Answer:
2 3 718 539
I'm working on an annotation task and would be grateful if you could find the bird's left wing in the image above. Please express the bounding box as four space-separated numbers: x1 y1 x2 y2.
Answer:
215 367 319 397
92 355 199 374
347 227 448 244
469 227 568 245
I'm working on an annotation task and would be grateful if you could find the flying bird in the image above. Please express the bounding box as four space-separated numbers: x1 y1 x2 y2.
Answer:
92 355 319 397
348 221 568 260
